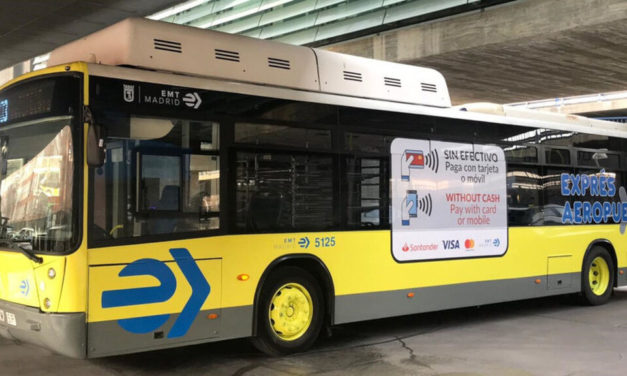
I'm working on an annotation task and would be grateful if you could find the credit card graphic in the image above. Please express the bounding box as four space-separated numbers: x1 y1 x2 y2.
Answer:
404 150 424 168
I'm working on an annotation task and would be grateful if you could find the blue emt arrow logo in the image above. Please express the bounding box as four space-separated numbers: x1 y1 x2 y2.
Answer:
298 237 310 249
19 280 29 296
101 248 210 338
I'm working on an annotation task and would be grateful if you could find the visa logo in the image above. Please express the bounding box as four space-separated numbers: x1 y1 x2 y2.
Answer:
442 240 460 249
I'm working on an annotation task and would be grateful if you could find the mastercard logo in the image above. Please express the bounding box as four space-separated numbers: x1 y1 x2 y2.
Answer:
464 239 475 249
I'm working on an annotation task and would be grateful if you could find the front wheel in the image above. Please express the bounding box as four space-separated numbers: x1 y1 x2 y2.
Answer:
252 266 324 356
580 246 615 305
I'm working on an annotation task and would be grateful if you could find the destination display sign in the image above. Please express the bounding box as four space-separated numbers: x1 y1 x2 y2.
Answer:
0 79 57 124
0 99 7 123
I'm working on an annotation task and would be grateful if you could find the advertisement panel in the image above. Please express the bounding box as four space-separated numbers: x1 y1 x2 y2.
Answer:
391 138 507 261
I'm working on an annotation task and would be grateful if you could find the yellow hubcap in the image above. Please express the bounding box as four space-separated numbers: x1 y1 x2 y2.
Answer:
589 256 610 296
269 283 313 341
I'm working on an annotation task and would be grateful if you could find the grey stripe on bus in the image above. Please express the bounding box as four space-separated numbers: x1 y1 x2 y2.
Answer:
87 305 253 358
87 268 627 357
334 273 582 325
618 268 627 286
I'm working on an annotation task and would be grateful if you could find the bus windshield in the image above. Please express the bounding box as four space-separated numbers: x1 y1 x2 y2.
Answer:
0 76 81 253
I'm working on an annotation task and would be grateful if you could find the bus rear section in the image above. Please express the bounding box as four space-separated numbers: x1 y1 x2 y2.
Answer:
0 67 87 358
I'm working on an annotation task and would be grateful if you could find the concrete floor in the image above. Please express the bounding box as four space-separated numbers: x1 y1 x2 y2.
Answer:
3 289 627 376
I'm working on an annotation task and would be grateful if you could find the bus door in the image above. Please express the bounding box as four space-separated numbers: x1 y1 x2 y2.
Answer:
86 117 223 357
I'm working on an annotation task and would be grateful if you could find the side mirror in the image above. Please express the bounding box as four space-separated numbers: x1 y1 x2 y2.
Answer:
87 122 106 167
84 106 105 167
0 136 7 176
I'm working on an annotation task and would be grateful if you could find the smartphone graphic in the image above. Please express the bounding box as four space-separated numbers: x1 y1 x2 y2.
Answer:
407 190 418 218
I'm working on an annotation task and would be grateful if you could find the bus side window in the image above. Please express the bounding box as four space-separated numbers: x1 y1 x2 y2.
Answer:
575 168 622 224
344 132 392 229
506 166 542 226
137 152 220 234
545 148 571 165
140 154 181 211
345 157 389 228
542 167 570 225
235 151 334 232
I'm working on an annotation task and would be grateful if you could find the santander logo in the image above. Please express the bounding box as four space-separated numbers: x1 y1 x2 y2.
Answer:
401 243 438 252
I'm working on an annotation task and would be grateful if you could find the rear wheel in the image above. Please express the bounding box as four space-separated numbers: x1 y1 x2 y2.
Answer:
580 246 614 305
252 266 324 356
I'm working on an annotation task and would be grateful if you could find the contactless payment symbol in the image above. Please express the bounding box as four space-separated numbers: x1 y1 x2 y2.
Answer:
424 149 439 173
418 194 433 216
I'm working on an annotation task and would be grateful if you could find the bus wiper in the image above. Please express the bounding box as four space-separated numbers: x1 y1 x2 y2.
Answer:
0 239 43 264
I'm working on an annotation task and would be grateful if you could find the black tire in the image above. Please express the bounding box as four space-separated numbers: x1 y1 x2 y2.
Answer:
252 266 324 356
580 246 615 306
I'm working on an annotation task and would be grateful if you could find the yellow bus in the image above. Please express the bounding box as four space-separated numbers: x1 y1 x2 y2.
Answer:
1 18 626 358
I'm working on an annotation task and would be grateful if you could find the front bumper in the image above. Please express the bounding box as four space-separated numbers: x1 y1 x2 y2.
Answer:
0 299 86 358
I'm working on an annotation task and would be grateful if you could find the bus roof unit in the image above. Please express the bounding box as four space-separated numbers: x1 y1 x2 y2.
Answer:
47 18 451 108
459 102 626 134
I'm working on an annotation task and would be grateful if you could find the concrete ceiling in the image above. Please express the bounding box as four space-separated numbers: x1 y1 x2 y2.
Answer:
0 0 181 69
326 0 627 105
0 0 625 107
151 0 511 47
416 18 627 105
